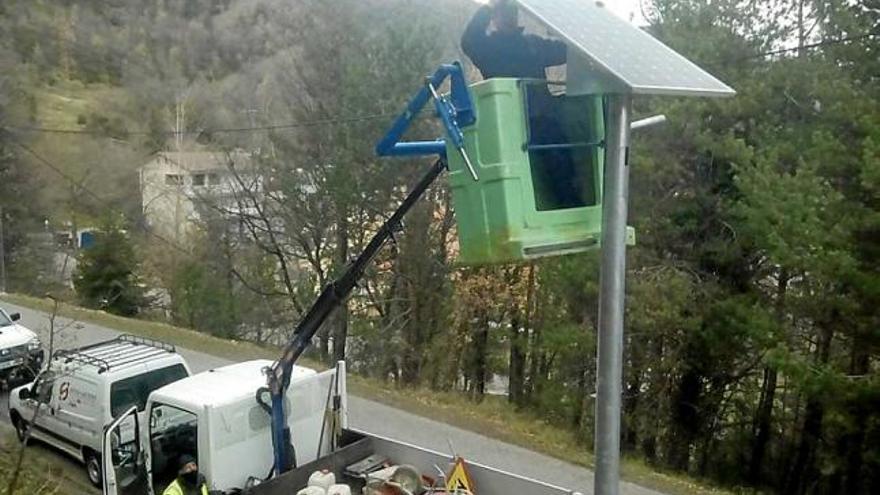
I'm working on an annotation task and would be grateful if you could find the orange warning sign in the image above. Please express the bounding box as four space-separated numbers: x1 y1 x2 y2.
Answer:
445 457 476 493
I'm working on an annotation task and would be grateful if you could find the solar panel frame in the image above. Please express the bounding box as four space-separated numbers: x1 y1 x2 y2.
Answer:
516 0 735 97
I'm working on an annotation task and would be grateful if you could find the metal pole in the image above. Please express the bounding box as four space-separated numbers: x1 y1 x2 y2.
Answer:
594 94 632 495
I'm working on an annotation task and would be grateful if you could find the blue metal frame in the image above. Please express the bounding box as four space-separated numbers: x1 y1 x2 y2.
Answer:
527 142 604 152
376 62 475 160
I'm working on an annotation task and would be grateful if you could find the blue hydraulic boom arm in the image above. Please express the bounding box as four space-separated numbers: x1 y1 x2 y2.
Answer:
259 62 476 477
376 61 478 179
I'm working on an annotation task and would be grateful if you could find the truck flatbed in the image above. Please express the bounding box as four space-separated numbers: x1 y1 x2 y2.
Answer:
252 429 582 495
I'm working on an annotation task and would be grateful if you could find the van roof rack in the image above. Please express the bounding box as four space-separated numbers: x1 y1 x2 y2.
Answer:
53 334 177 374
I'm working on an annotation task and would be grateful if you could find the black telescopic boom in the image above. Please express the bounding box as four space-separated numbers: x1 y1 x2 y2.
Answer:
267 158 447 394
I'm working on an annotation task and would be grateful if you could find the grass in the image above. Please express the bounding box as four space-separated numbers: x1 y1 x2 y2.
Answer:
0 432 90 494
34 81 130 130
28 80 145 225
1 293 736 495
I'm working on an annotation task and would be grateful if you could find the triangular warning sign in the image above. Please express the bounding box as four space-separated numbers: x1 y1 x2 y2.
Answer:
446 457 476 494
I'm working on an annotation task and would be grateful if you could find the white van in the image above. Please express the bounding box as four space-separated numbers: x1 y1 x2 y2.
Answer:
0 307 44 385
8 335 191 487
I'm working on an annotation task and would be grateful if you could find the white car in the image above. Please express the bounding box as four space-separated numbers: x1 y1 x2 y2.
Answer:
0 308 44 386
8 335 190 487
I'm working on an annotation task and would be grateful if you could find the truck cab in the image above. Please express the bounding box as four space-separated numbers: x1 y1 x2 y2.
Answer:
104 360 582 495
103 359 333 494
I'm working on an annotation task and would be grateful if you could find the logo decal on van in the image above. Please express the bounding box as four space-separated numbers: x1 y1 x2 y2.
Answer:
59 382 70 401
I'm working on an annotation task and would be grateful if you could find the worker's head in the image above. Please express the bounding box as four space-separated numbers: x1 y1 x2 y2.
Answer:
178 455 199 485
491 0 519 33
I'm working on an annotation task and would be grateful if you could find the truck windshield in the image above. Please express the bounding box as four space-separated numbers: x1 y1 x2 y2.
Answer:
0 311 12 327
150 403 198 492
110 364 188 417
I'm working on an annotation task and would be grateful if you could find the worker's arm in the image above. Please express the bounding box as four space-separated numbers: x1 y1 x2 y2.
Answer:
527 35 568 68
461 6 493 68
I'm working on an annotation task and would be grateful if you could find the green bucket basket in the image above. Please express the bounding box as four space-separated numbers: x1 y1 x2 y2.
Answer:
446 78 610 265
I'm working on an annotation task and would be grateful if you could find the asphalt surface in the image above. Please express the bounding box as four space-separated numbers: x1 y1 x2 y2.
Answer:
0 300 665 495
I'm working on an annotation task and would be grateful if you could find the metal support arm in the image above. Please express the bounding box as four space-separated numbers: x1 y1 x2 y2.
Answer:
263 62 476 477
261 159 448 475
375 62 479 180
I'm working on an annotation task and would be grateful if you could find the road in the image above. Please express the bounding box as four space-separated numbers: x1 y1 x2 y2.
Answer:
0 300 664 495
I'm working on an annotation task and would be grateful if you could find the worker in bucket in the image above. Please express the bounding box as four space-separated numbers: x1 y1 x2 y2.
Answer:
461 0 566 80
461 0 582 209
163 455 209 495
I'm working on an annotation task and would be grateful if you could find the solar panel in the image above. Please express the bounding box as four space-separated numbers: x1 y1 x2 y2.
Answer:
516 0 735 97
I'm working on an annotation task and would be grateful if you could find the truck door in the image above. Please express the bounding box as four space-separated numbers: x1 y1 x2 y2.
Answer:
103 406 150 495
26 372 62 436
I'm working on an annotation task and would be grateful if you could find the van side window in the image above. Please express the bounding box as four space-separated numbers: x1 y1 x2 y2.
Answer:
110 364 188 417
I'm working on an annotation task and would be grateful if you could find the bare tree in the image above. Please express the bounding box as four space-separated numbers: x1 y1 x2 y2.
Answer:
6 296 80 495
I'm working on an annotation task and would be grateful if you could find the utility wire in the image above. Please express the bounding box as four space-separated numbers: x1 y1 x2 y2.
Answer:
5 112 403 137
1 128 426 306
723 30 877 63
4 132 193 259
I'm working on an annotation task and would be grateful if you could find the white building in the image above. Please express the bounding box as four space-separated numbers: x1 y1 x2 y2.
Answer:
139 150 261 243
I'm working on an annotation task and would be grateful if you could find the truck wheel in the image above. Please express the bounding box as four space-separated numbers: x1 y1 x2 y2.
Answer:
85 451 102 488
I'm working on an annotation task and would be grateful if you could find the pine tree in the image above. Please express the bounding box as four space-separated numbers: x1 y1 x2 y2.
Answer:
74 220 144 316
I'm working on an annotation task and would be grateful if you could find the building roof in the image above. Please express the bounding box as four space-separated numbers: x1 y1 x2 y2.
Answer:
142 150 254 173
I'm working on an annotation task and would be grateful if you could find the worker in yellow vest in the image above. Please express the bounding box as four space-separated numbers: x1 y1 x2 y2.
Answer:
163 455 209 495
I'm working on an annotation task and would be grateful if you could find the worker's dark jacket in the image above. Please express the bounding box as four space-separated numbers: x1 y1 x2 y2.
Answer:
461 6 567 80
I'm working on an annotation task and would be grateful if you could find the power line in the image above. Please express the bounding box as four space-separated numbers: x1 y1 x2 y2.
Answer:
4 133 193 259
724 30 877 63
4 112 402 137
1 128 414 305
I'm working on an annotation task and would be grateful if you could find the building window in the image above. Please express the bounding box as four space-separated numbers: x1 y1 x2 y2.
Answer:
192 174 206 187
207 173 221 186
165 174 183 186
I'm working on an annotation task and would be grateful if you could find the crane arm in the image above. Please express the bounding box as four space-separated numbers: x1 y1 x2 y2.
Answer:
262 158 447 473
262 61 475 476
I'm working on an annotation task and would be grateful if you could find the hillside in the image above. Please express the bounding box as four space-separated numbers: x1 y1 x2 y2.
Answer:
1 0 473 221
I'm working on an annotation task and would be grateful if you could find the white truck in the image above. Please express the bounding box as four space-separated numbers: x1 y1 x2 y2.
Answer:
103 359 583 495
0 307 44 386
8 335 191 487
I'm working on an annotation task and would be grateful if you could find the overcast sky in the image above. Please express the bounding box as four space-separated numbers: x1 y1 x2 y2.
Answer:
606 0 648 24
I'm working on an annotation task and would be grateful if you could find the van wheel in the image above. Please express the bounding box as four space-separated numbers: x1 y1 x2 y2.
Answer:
85 451 102 488
11 414 28 443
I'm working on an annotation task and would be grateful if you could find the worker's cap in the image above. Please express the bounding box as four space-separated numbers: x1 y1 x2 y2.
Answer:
178 454 197 470
492 0 519 24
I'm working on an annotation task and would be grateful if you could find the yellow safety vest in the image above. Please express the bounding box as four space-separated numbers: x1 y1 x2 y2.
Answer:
161 478 209 495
